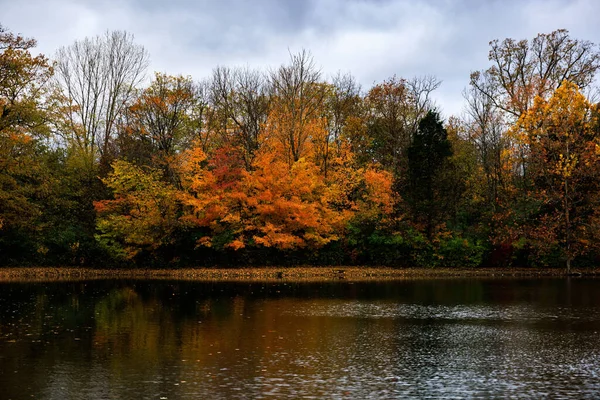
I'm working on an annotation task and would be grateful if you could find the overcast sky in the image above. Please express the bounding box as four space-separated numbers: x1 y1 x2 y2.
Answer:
2 0 599 117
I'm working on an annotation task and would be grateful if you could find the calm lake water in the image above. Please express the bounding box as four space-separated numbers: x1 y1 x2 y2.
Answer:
0 278 599 399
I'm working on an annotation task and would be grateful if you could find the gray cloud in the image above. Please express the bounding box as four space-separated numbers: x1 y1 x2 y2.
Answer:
2 0 599 116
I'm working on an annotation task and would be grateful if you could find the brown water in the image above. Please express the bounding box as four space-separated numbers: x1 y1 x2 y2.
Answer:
0 278 599 399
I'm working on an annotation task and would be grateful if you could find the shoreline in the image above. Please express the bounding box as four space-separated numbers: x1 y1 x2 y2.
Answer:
1 266 599 283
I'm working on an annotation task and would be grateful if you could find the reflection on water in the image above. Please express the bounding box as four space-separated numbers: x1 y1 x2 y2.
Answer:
0 278 599 398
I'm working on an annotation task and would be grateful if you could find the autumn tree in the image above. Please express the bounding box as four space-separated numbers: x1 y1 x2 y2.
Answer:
178 143 347 253
246 153 346 250
0 25 52 136
334 161 399 264
508 81 600 271
365 76 410 174
366 75 440 176
177 142 248 251
470 30 600 193
94 160 179 261
0 25 55 261
121 73 202 184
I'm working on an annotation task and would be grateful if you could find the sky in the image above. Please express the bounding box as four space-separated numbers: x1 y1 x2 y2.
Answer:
2 0 599 117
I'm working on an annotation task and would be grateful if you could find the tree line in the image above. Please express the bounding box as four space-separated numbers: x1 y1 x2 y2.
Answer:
1 25 600 270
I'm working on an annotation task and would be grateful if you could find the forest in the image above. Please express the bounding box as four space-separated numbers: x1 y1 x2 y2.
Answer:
1 25 600 270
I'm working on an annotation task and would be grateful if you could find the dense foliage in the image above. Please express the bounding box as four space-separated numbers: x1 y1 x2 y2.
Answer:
1 26 600 270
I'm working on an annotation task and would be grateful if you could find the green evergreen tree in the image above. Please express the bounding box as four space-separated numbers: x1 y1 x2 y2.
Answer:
407 110 453 239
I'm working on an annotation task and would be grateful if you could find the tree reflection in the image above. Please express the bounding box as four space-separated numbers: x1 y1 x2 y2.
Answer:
1 279 600 398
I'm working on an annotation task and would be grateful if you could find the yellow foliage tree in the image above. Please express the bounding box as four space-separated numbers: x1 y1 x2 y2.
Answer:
508 81 600 271
95 160 179 260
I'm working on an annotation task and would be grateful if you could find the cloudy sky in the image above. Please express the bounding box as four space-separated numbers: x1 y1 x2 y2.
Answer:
2 0 599 116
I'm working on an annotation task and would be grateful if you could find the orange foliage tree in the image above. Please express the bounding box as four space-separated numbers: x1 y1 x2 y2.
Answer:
177 143 247 250
0 25 54 252
242 152 346 250
177 141 349 252
121 73 203 183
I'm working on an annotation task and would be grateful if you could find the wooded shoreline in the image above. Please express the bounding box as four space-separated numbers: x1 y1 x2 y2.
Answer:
1 266 598 283
4 27 600 272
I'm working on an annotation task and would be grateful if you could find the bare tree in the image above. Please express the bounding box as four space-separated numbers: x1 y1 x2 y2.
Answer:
470 29 600 119
55 30 149 170
210 65 270 168
189 78 212 153
328 72 362 151
316 71 362 176
463 82 508 210
268 49 326 164
406 75 441 134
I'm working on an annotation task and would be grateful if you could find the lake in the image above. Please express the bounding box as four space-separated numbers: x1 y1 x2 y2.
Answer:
0 277 599 399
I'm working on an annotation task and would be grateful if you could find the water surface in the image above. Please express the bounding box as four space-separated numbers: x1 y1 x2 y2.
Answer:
0 278 599 398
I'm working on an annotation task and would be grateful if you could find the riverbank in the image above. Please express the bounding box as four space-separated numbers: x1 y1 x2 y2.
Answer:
1 266 599 283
